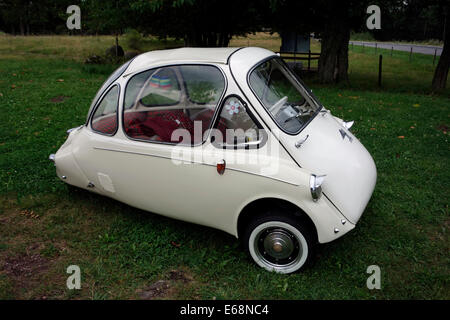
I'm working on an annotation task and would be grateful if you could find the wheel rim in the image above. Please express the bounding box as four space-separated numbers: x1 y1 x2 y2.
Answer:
256 227 301 266
249 221 308 273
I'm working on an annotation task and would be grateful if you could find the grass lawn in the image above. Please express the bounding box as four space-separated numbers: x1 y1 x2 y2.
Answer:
0 34 448 300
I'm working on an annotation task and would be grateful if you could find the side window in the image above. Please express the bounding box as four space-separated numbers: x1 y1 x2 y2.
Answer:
91 85 119 135
124 65 225 145
140 68 181 106
211 96 266 149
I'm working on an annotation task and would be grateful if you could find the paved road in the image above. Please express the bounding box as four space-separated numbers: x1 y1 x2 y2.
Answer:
349 41 443 56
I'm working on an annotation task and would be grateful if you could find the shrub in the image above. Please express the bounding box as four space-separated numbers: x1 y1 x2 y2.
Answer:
350 31 375 41
125 29 142 51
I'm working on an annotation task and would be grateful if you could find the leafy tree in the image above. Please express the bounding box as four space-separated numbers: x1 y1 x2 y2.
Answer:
0 0 72 35
130 0 263 46
82 0 133 54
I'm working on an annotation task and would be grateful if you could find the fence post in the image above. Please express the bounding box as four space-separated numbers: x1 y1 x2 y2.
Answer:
433 48 437 65
362 43 364 52
375 43 377 54
391 46 393 57
378 54 383 87
409 47 413 61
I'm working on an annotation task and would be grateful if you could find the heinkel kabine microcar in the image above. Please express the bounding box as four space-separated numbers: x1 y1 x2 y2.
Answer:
50 47 377 273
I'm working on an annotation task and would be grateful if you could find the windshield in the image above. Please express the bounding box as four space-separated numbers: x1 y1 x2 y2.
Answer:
249 58 321 134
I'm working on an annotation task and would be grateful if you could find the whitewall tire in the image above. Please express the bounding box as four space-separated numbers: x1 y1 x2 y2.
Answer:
244 214 314 274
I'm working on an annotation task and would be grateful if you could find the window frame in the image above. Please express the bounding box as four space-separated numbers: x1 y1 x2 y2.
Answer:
210 94 267 150
89 83 121 137
122 63 228 147
247 56 323 136
86 59 134 124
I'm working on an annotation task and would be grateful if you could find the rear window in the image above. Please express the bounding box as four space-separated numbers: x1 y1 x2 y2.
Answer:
87 59 133 122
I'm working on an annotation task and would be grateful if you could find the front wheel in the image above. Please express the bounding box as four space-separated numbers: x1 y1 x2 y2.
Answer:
244 213 314 274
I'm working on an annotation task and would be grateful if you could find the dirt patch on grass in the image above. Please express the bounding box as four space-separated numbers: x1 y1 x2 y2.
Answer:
137 280 170 299
136 269 196 300
1 252 50 295
3 253 49 277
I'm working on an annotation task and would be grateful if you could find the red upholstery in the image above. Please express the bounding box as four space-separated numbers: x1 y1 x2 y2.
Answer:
92 115 117 134
124 109 229 144
124 110 194 143
192 109 228 143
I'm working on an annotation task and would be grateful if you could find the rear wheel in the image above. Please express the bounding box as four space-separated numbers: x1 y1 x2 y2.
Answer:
244 212 314 274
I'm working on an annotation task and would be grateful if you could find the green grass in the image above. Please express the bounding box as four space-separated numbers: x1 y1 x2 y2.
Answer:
0 35 449 299
0 34 183 62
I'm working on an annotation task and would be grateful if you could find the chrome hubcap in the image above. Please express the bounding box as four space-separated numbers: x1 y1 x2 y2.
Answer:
256 227 300 266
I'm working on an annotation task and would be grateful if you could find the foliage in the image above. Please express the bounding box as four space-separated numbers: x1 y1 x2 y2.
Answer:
124 29 142 51
350 32 376 42
129 0 264 46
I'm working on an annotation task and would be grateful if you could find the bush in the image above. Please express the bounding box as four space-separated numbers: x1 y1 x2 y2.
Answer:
125 29 142 51
350 31 375 41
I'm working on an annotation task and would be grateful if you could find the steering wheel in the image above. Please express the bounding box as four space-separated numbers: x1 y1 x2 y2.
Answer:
269 96 288 115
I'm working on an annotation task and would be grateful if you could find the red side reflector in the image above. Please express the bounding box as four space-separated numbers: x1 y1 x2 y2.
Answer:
217 160 226 175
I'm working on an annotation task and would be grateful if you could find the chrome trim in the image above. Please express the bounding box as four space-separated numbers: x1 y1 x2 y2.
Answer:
67 125 83 134
49 154 55 162
309 174 326 201
93 147 299 186
225 167 299 186
216 140 263 149
295 134 309 148
93 146 211 165
343 121 354 130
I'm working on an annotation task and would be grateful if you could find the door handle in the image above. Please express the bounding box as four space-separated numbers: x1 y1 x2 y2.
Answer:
295 135 309 148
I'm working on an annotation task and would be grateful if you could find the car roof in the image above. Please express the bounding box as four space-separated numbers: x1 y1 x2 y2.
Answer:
124 47 243 75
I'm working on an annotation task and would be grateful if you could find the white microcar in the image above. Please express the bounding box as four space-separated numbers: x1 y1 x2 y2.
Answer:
50 47 377 273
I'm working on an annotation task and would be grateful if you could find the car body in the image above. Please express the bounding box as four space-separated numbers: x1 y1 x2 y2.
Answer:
50 47 377 273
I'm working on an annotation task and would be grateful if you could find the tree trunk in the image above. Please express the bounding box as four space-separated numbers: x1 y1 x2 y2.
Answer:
115 34 119 57
318 5 350 83
19 17 24 36
432 7 449 91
